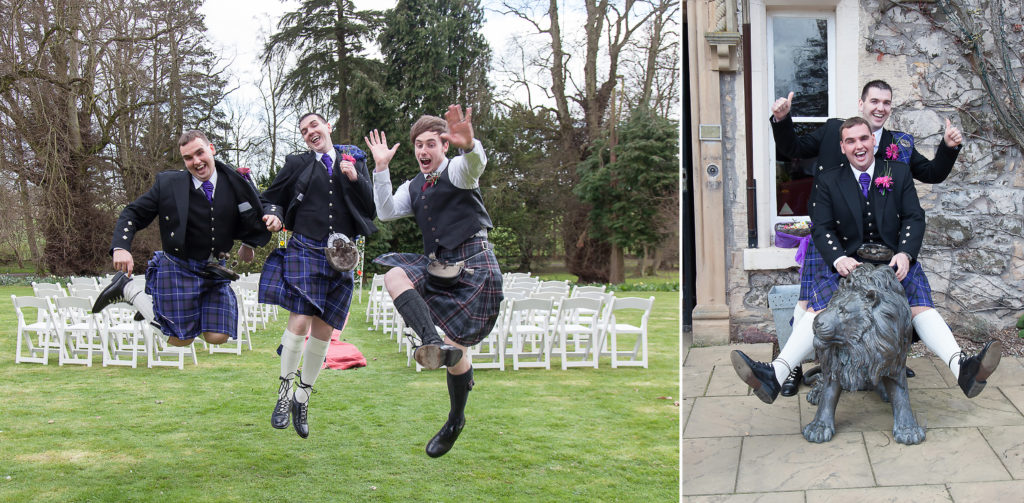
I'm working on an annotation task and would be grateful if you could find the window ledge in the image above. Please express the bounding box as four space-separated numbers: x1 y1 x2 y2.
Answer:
743 247 799 271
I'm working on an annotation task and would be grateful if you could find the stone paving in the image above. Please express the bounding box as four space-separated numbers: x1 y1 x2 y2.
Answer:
682 343 1024 502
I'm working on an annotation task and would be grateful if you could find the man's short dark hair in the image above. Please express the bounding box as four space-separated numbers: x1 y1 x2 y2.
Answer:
840 116 872 138
178 130 210 147
861 80 893 101
299 112 328 126
410 115 448 145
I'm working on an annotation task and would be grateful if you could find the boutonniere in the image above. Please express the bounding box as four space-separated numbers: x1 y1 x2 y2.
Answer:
340 154 356 164
874 174 893 195
236 166 252 182
422 172 440 191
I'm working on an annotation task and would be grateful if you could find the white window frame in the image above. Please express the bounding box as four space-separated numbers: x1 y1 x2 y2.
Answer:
744 0 860 270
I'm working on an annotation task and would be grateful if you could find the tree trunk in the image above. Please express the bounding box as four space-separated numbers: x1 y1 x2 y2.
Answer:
609 243 625 284
17 176 41 272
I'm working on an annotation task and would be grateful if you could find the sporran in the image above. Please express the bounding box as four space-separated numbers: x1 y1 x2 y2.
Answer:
326 233 359 272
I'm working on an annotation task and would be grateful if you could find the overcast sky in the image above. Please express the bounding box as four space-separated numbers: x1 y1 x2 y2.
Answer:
199 0 533 107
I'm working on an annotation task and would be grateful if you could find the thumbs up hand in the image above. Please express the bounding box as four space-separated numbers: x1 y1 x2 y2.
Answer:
943 117 963 148
772 92 794 121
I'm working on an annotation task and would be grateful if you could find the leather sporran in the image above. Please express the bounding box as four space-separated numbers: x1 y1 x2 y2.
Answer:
426 259 466 288
326 233 359 272
201 252 240 281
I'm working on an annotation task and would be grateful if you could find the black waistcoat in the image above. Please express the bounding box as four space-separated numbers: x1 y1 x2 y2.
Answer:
409 167 493 254
290 165 357 241
183 182 239 261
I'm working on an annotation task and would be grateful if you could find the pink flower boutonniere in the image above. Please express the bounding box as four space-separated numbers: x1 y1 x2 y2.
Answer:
885 143 899 160
341 153 356 164
874 175 893 195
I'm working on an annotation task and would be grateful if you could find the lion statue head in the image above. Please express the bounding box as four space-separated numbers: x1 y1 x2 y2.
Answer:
812 264 914 391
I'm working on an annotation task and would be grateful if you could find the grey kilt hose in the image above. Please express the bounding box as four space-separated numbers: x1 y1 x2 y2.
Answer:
374 236 504 347
259 232 354 330
145 251 238 341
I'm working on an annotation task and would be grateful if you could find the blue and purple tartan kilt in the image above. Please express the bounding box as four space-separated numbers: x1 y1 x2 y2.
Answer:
144 251 237 341
258 232 354 330
798 240 826 302
808 260 935 311
373 237 504 347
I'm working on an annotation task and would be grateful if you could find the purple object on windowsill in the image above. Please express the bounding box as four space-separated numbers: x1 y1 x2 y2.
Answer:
775 229 813 274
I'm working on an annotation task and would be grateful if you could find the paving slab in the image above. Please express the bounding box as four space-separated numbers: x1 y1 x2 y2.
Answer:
864 428 1011 485
685 365 711 398
707 363 755 397
998 385 1024 415
682 437 742 495
978 424 1024 479
684 396 802 438
903 388 1023 428
685 344 773 368
736 432 875 492
805 484 951 502
796 389 911 436
684 492 804 503
947 480 1024 503
982 354 1024 388
903 356 949 389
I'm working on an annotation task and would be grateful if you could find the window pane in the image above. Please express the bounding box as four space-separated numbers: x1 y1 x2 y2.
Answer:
773 17 828 117
775 122 822 217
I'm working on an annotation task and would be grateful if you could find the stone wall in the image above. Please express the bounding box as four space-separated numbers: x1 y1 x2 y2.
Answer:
864 0 1024 333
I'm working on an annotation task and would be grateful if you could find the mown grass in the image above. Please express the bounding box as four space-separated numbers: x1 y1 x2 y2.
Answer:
0 286 679 502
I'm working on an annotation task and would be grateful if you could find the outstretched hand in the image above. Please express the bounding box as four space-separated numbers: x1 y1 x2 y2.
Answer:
771 92 794 121
440 104 474 150
943 118 963 148
364 129 399 172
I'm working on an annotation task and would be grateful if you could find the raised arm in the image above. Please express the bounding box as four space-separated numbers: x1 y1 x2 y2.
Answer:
365 129 412 220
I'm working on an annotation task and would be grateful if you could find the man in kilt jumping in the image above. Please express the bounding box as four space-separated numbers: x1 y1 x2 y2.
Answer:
364 104 503 458
259 112 377 439
769 80 972 395
93 130 273 348
732 117 1001 404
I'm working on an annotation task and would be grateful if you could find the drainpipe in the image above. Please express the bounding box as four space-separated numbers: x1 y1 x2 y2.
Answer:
742 0 757 248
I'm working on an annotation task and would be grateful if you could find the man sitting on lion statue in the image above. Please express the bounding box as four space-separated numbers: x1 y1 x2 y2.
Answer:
730 116 1002 444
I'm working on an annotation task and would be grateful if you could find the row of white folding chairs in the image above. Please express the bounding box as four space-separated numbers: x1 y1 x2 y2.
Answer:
468 294 654 371
12 295 199 369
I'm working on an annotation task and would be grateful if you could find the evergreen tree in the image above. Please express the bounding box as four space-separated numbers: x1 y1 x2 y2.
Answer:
575 109 679 255
263 0 384 143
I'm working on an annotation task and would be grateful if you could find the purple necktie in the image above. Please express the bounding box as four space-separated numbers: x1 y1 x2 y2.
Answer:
322 153 333 177
859 172 870 198
201 180 214 203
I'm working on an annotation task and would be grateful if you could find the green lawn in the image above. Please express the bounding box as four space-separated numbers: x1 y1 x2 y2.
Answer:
0 286 679 502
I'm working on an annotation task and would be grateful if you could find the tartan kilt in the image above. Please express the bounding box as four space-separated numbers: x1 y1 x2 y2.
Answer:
808 260 934 311
144 251 237 341
798 240 826 302
259 232 354 330
373 237 504 347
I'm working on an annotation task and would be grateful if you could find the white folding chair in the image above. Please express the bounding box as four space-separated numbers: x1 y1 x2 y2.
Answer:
144 325 198 369
97 302 143 368
366 274 386 324
51 296 102 366
535 280 570 296
67 284 100 300
32 282 67 299
550 296 604 369
467 297 511 371
12 295 58 364
507 298 554 370
571 285 607 297
603 296 654 368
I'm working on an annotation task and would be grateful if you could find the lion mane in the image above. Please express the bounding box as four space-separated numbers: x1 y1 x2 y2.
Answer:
812 265 914 391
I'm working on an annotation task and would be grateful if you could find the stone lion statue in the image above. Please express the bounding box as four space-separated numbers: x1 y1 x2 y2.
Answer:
803 264 925 445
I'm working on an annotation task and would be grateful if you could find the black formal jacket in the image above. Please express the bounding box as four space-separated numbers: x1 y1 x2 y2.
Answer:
809 160 925 270
261 146 377 240
110 160 272 256
771 115 960 183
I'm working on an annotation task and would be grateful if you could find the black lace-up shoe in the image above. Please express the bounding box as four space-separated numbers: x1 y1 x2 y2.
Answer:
414 344 464 369
958 340 1002 398
780 365 802 397
730 350 781 404
271 377 292 429
291 383 312 438
92 272 131 313
426 417 465 458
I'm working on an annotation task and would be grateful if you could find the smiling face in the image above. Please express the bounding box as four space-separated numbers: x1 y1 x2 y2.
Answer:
858 87 892 132
180 137 216 182
840 122 876 171
299 113 333 153
413 131 449 174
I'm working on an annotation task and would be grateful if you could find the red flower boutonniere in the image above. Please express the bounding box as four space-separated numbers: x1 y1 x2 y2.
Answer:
236 166 252 181
341 154 356 164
